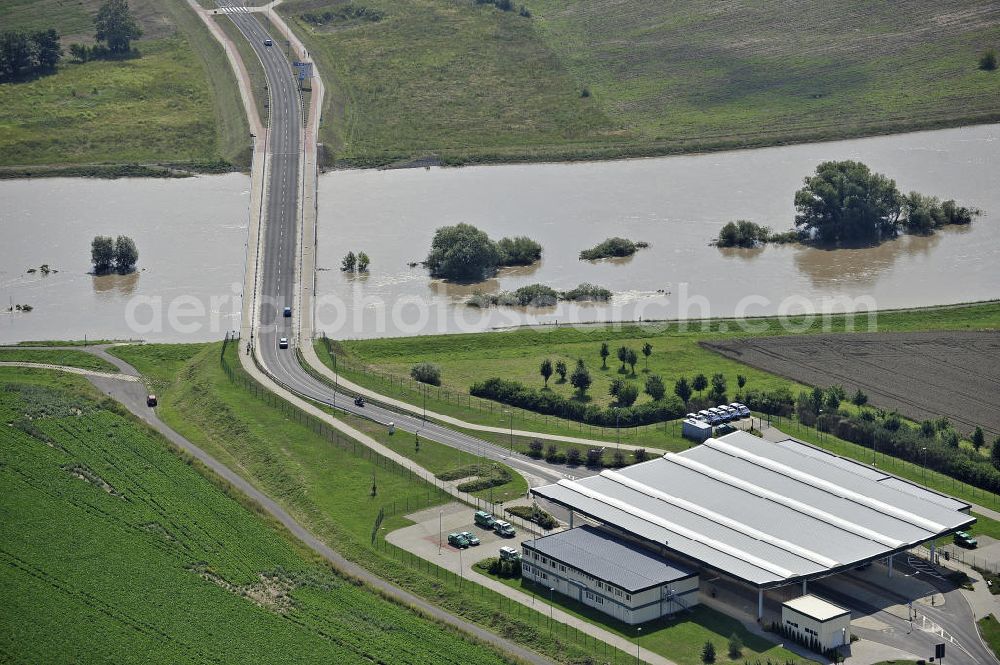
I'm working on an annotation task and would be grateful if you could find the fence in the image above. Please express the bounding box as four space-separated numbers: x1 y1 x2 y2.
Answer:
317 333 677 443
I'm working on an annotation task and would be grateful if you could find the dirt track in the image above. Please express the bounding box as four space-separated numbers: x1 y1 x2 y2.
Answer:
703 331 1000 436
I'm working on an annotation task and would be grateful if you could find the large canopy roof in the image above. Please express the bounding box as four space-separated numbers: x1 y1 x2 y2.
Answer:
533 432 973 588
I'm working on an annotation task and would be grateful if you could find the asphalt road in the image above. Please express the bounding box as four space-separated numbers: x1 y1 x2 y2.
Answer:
215 1 579 490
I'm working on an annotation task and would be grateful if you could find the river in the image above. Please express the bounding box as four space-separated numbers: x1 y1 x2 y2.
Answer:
0 174 249 344
316 124 1000 339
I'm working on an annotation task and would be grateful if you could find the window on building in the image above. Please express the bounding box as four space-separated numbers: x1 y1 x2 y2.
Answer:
541 556 547 564
541 573 548 580
559 565 566 572
585 591 594 600
595 596 604 605
626 594 631 601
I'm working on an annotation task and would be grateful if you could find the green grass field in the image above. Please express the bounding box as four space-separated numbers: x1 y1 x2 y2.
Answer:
476 568 800 665
0 0 249 169
279 0 1000 166
327 302 1000 446
0 347 118 372
0 365 513 664
980 615 1000 661
108 342 608 663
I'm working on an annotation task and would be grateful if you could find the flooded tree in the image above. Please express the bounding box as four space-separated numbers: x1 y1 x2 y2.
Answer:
91 235 114 273
113 235 138 273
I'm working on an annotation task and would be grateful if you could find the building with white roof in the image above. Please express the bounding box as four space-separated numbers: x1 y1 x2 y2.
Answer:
781 594 851 651
531 431 974 619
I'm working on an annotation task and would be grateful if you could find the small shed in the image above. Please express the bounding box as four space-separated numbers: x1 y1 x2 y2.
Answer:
681 418 712 443
781 594 850 651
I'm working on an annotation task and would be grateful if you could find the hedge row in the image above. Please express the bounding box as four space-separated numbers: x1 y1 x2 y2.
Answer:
469 377 685 426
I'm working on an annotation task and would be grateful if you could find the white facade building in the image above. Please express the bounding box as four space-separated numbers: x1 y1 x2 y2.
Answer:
781 594 851 651
521 526 699 625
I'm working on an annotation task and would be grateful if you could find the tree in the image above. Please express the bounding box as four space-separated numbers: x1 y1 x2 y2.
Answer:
642 342 652 371
692 374 708 395
0 31 34 79
528 439 543 458
992 437 1000 469
609 378 625 399
825 389 841 412
810 386 825 414
113 235 138 273
634 448 648 463
980 48 998 71
851 389 868 407
709 373 727 403
32 29 62 69
95 0 142 54
674 377 692 404
920 420 936 438
570 359 591 397
972 426 985 452
645 374 665 401
555 360 567 383
566 448 581 466
91 235 114 273
586 447 603 468
599 342 609 369
341 251 356 272
701 640 716 664
357 251 370 272
617 345 629 371
617 382 638 407
410 362 441 386
540 359 553 387
737 374 746 390
728 633 743 659
424 223 500 281
611 450 626 467
625 348 638 376
794 160 903 243
497 236 542 266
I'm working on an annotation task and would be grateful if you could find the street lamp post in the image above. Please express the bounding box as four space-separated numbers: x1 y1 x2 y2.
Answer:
922 447 928 484
508 410 514 452
548 587 555 630
438 510 442 555
636 626 642 665
616 409 621 448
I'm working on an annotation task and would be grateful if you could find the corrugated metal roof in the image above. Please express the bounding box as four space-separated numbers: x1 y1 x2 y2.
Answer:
532 431 974 587
522 525 693 592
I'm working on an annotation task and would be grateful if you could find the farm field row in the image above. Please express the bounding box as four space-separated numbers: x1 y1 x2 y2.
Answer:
0 365 511 664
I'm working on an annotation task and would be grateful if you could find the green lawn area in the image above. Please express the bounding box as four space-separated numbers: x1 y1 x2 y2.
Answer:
0 0 249 169
279 0 1000 166
0 347 118 372
0 365 511 664
327 301 1000 447
475 567 803 665
980 615 1000 661
107 342 605 663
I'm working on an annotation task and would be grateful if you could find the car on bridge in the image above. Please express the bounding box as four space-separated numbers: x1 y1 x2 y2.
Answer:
279 337 288 349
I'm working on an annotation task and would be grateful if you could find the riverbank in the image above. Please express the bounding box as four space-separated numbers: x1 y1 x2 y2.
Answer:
277 0 1000 168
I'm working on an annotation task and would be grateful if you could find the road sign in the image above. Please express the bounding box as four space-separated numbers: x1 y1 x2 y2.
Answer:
935 643 945 663
294 62 313 80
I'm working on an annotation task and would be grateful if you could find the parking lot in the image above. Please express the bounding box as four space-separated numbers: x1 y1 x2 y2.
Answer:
386 502 527 578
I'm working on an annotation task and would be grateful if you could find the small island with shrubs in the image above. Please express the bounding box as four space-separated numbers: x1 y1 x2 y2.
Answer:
424 223 542 281
715 160 979 249
579 237 648 260
467 282 612 308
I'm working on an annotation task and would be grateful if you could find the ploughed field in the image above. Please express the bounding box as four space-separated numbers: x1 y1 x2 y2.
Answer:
703 331 1000 434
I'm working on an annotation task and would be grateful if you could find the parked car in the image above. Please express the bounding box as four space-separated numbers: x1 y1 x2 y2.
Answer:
732 402 751 417
723 405 741 420
474 510 496 529
279 337 289 349
493 520 515 538
499 546 520 561
447 532 470 548
283 306 292 317
459 531 480 546
698 410 718 425
686 412 706 422
954 531 978 549
146 394 157 407
708 407 729 423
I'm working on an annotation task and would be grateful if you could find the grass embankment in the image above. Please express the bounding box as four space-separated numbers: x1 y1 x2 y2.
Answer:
0 347 118 372
0 366 512 664
278 0 1000 167
980 615 1000 661
476 568 800 665
108 342 607 663
0 0 249 170
322 301 1000 448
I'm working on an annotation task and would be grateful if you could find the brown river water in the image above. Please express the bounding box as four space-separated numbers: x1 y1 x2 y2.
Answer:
0 174 249 343
0 126 997 344
316 124 1000 339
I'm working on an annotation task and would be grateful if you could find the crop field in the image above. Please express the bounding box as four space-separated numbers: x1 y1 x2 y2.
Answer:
704 330 1000 435
0 347 118 372
279 0 1000 166
0 366 511 664
0 0 249 169
331 302 1000 445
